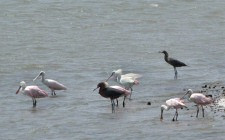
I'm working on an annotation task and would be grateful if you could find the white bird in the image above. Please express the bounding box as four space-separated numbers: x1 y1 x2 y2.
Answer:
181 89 214 118
33 71 67 96
106 69 141 99
160 98 187 121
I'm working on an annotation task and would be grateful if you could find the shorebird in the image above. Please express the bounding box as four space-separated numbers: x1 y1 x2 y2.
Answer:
159 50 187 79
33 71 67 96
160 98 187 121
181 89 214 118
93 82 131 113
106 69 141 99
16 81 48 107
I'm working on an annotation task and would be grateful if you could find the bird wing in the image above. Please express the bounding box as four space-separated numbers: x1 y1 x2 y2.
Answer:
25 86 48 98
109 86 131 96
45 79 67 90
190 94 213 105
123 73 142 79
168 58 187 67
166 98 186 108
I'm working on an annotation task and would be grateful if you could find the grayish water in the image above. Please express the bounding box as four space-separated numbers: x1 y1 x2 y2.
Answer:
1 0 225 139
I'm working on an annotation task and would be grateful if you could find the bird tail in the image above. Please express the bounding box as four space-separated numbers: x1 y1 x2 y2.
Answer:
134 80 139 85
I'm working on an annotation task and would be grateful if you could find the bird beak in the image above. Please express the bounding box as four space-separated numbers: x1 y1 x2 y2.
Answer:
16 86 21 94
180 91 188 99
33 74 41 81
93 87 99 91
105 73 114 82
158 51 163 53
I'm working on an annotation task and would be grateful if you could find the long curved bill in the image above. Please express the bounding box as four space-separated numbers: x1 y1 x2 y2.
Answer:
93 87 99 91
33 74 40 81
16 86 21 94
105 73 113 82
180 91 188 99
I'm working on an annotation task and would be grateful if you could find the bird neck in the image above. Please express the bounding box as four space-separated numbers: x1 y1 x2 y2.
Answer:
161 105 170 111
116 75 121 82
41 74 45 82
163 53 169 62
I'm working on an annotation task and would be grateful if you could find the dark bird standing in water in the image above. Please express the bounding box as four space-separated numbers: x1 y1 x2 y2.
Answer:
93 82 131 113
159 50 187 79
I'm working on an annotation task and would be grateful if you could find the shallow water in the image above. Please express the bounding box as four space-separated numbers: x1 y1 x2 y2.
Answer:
1 0 225 139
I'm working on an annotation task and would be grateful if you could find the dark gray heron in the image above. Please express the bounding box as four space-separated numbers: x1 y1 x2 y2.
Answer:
159 50 187 79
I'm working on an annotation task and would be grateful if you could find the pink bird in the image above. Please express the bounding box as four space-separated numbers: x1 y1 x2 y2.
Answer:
93 82 131 113
160 98 187 121
16 81 48 107
33 71 67 96
182 89 214 118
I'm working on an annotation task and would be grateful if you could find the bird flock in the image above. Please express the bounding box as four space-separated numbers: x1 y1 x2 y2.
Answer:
16 50 221 121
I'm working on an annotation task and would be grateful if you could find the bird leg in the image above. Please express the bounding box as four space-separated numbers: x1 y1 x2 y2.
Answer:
129 87 133 100
51 90 56 96
202 105 205 117
32 98 37 107
196 105 199 118
123 96 126 107
116 99 118 107
174 67 178 79
111 99 115 113
172 109 178 121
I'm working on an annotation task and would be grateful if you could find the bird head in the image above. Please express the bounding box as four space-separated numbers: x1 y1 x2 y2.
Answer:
33 71 45 81
159 50 168 56
181 89 193 99
93 82 109 91
16 81 26 94
106 69 122 82
160 105 167 120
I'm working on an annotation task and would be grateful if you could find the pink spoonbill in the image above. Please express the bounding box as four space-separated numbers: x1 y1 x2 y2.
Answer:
160 98 187 121
106 69 141 99
181 89 214 118
33 71 67 96
16 81 48 107
93 82 131 113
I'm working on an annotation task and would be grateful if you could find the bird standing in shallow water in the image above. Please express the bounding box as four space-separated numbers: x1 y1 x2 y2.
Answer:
159 50 187 79
106 69 141 99
33 71 67 96
160 98 187 121
16 81 48 107
181 89 214 118
93 82 131 113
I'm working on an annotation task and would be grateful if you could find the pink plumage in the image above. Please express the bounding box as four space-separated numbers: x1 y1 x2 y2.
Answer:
183 89 214 118
16 81 48 107
33 71 67 96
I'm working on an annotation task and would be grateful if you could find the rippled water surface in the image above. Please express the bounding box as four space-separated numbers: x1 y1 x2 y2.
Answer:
1 0 225 140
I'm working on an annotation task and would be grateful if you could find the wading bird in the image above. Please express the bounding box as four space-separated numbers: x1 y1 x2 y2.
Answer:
159 50 187 79
16 81 48 107
93 82 131 113
181 89 214 118
160 98 187 121
106 69 141 99
33 71 67 96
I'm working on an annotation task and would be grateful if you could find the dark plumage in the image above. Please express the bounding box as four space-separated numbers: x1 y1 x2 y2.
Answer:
93 82 131 113
159 50 187 79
